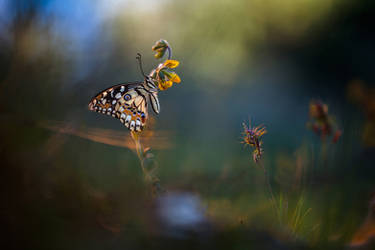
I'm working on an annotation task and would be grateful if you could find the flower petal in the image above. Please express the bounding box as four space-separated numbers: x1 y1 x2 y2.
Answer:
171 73 181 83
154 50 165 59
152 40 168 51
158 80 173 91
160 69 181 83
170 72 181 83
163 60 179 68
158 83 167 91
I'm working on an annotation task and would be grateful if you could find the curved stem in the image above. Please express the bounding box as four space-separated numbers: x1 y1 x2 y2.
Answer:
166 46 172 60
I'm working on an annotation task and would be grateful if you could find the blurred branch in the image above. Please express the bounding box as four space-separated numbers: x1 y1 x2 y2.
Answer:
131 131 165 197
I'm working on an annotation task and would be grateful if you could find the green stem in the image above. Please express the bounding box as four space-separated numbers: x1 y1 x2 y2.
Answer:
259 160 277 214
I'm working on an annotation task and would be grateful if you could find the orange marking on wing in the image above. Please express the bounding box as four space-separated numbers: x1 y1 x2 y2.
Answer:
99 103 111 109
135 113 146 124
122 108 132 116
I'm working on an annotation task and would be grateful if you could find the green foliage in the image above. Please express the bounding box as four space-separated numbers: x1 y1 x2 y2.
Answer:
273 193 319 242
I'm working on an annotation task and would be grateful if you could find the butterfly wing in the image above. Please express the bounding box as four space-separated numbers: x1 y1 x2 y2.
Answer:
88 82 149 131
149 92 160 114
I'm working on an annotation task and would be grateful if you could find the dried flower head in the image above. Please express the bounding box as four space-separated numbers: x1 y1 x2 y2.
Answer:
242 120 267 163
307 100 342 143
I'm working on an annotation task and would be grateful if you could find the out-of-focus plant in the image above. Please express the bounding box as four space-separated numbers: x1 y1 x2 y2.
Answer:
349 193 375 248
347 80 375 147
275 193 319 242
241 119 276 210
307 100 342 143
273 149 319 243
274 146 308 193
241 120 320 243
242 120 267 163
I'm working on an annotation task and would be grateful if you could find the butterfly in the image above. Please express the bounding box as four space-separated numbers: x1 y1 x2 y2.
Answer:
88 54 160 132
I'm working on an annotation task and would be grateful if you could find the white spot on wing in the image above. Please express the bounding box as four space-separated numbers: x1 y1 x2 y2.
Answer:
130 121 135 131
125 115 131 124
115 93 122 99
135 120 141 131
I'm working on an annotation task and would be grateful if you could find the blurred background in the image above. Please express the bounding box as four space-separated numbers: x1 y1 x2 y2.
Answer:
1 0 375 249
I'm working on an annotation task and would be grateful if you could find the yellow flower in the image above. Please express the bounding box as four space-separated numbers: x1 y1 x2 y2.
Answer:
163 60 179 68
150 39 181 91
158 80 173 91
151 60 181 91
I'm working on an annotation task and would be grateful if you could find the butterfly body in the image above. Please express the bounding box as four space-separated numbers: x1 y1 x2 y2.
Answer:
89 77 160 132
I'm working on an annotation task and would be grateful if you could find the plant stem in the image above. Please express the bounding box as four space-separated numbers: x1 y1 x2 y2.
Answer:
166 46 172 60
131 131 149 179
130 131 164 196
259 160 277 211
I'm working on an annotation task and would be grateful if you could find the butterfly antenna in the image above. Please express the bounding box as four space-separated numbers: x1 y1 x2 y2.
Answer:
136 53 147 78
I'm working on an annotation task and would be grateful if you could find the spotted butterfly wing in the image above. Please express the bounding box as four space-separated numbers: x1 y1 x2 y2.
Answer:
89 82 151 131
